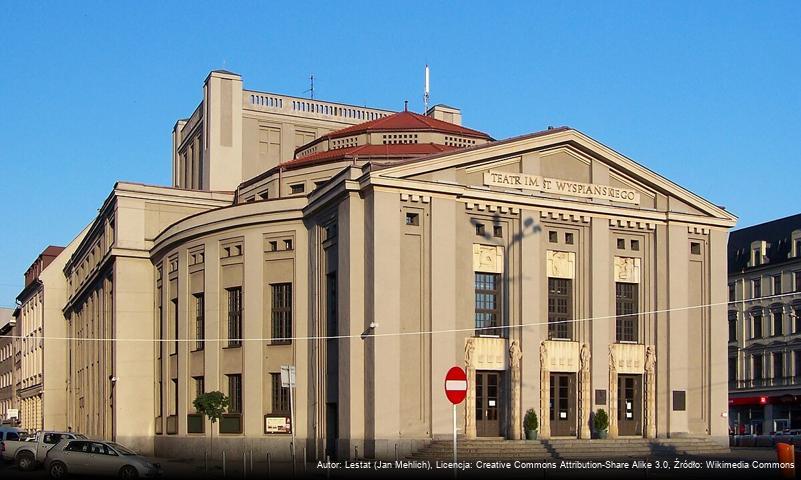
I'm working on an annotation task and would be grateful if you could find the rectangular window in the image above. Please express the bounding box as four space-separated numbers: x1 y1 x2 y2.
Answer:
227 287 242 347
795 272 801 293
729 283 735 302
753 248 762 266
193 293 204 351
270 373 290 414
796 239 801 257
773 308 783 336
290 183 305 194
615 282 638 342
547 278 572 340
796 351 801 377
752 312 763 338
753 354 763 380
796 306 801 334
775 352 785 378
729 357 737 382
729 311 737 342
475 273 501 336
271 283 292 343
753 279 761 298
774 275 782 296
227 374 242 414
171 379 178 416
171 299 178 355
193 376 204 403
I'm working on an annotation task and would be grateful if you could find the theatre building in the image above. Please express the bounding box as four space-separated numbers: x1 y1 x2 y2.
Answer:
59 72 735 459
146 71 735 460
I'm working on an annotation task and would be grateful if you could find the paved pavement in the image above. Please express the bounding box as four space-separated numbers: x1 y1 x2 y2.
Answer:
0 448 794 479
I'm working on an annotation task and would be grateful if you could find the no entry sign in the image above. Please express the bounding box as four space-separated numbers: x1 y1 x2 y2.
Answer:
444 366 468 404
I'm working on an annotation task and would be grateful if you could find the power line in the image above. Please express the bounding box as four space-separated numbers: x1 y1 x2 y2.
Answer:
4 291 799 344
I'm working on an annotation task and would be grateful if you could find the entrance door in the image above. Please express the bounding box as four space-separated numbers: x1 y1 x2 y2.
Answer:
618 374 643 436
550 373 577 437
475 371 501 437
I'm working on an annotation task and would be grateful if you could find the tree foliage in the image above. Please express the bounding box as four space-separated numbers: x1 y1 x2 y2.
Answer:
193 391 229 424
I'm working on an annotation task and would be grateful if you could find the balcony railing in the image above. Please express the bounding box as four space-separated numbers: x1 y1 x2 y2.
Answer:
730 376 801 390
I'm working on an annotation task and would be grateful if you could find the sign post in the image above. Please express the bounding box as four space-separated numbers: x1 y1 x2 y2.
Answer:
281 365 297 476
445 366 467 478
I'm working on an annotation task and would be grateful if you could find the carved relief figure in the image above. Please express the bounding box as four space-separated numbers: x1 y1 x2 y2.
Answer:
579 343 591 439
539 341 550 439
464 338 476 438
608 345 618 438
509 340 523 439
644 345 656 438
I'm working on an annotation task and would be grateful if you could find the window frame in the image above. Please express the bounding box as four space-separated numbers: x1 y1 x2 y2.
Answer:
474 272 502 337
270 372 290 414
227 374 242 414
193 293 205 351
271 283 292 344
226 287 242 348
615 282 639 343
547 277 573 340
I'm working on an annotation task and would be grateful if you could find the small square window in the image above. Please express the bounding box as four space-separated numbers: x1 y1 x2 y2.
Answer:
691 242 701 255
493 225 503 238
269 241 278 252
549 231 558 243
405 213 419 226
565 233 574 245
617 238 625 250
475 223 486 236
284 240 293 251
631 240 640 251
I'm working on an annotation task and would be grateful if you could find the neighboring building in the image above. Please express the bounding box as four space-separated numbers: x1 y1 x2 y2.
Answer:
0 308 15 424
55 72 736 461
727 213 801 434
15 246 64 431
12 230 89 433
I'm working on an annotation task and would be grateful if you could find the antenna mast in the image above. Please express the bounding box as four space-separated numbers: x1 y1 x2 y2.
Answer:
304 74 315 100
424 64 430 115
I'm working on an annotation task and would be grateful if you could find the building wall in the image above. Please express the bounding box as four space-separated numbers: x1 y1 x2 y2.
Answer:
172 71 394 192
64 183 233 454
0 309 15 423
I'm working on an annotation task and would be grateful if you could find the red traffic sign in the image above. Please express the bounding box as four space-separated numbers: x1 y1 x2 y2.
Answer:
444 366 468 404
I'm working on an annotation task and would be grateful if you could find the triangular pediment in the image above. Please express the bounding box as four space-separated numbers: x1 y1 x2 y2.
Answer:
373 128 736 223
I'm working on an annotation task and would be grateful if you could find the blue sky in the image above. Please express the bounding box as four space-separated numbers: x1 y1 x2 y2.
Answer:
0 1 799 306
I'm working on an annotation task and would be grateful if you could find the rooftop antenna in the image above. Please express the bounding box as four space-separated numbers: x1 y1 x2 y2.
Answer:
304 74 315 99
423 64 430 115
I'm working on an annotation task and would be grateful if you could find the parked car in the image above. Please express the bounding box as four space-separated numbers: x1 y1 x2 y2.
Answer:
44 439 162 479
0 426 26 443
1 431 86 470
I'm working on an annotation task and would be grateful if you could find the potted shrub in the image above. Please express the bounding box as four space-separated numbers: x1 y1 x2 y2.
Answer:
594 409 609 439
524 408 539 440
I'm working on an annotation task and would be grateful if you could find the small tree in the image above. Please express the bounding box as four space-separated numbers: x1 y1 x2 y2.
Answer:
524 408 538 432
194 391 230 457
594 409 609 432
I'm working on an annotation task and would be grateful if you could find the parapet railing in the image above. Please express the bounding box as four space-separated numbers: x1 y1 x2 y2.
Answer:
244 90 393 122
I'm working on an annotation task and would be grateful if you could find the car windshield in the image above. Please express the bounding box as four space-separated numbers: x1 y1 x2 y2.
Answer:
107 442 137 455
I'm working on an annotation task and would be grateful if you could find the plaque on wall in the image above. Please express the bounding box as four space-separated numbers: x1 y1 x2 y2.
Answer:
672 390 686 411
595 389 607 406
264 415 292 434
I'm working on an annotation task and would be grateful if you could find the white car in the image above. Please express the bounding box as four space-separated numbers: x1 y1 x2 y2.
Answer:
44 439 162 479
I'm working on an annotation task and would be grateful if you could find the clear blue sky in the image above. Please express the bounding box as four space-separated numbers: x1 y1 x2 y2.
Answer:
1 1 799 307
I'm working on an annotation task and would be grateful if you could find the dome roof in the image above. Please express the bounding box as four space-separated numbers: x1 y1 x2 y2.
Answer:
294 110 492 156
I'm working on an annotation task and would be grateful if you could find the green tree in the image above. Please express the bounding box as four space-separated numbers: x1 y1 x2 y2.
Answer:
194 391 230 457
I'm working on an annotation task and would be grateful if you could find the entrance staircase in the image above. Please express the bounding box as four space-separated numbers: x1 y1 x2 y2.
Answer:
408 438 551 461
409 437 729 461
543 437 730 459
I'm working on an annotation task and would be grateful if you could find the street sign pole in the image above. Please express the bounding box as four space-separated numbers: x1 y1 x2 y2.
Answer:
282 365 297 478
453 403 457 478
444 366 467 480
